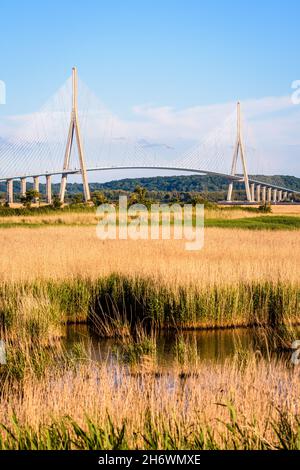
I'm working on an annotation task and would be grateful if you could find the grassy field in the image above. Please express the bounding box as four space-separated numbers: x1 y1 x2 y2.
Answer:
0 204 299 229
206 215 300 230
0 225 299 284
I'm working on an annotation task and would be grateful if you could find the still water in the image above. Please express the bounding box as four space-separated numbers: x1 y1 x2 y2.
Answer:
64 324 295 366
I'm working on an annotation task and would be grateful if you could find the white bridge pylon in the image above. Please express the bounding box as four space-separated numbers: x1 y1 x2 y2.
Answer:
59 67 90 203
0 67 299 204
227 101 251 202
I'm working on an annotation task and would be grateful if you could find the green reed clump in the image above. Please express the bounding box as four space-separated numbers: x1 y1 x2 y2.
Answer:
0 279 98 341
0 335 89 384
272 409 300 450
0 414 128 450
113 327 156 365
173 334 198 366
0 407 299 450
0 284 63 343
1 339 61 382
89 274 300 334
0 275 299 341
45 278 96 323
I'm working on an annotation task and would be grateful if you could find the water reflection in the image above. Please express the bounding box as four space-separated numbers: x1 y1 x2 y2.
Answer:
64 324 295 366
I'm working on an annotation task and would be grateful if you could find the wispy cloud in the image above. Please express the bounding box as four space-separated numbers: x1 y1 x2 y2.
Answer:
137 138 175 150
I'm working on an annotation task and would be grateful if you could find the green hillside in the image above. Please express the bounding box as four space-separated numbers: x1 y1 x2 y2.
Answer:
1 174 299 202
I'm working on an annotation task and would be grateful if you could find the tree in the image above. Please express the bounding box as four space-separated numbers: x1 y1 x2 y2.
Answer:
92 191 107 206
169 191 180 204
129 185 148 205
190 194 204 205
70 193 84 204
52 195 62 209
20 189 40 208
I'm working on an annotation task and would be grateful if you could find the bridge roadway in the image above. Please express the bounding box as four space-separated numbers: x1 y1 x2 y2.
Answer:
1 165 299 204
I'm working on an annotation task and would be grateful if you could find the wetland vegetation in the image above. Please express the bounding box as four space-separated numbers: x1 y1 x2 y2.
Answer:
0 201 299 449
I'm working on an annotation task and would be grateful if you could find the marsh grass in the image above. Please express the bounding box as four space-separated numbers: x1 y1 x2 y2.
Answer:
0 275 298 340
0 350 299 449
0 334 90 383
0 409 299 450
113 328 157 366
173 333 199 366
0 205 299 230
0 279 95 339
0 338 61 382
0 318 299 450
1 227 299 286
90 274 300 333
0 209 299 449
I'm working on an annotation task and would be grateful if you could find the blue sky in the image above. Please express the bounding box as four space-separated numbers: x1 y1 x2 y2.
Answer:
0 0 299 115
0 1 300 177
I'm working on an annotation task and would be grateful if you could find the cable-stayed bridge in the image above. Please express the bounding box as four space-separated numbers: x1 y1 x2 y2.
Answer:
0 68 299 205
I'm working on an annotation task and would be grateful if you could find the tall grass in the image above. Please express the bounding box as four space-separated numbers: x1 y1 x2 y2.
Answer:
0 279 95 334
0 351 299 449
90 274 299 333
1 410 300 450
1 227 299 286
0 275 298 337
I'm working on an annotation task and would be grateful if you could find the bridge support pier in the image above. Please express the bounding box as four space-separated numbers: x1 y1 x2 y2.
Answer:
60 175 67 204
256 184 261 203
283 191 288 201
250 183 255 202
46 175 52 204
20 177 26 198
33 176 39 203
261 186 266 203
273 188 277 203
227 182 234 202
6 179 13 205
278 190 282 202
267 187 272 203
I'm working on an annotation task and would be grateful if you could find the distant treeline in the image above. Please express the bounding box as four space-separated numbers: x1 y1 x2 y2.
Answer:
90 174 300 193
0 174 299 202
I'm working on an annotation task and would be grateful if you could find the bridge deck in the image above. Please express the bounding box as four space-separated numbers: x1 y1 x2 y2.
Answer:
0 165 299 194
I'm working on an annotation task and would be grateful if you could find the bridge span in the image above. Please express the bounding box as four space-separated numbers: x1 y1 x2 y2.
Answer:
2 165 299 205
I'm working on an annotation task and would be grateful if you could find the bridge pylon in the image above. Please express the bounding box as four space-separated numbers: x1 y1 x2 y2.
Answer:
59 67 91 203
227 102 252 202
